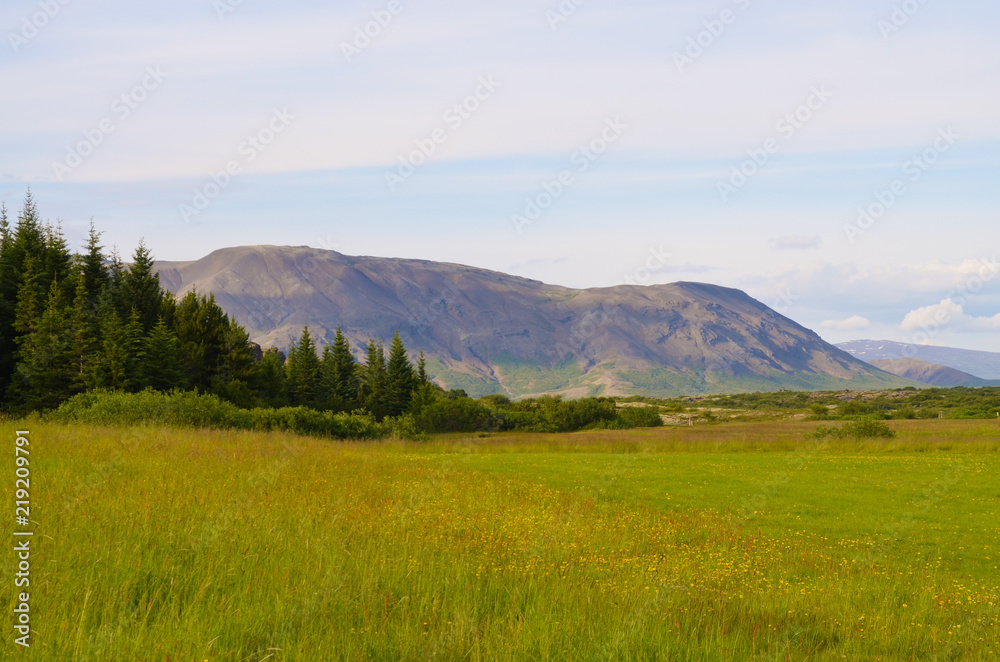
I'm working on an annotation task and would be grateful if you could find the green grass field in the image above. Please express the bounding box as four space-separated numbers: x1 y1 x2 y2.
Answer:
3 419 999 660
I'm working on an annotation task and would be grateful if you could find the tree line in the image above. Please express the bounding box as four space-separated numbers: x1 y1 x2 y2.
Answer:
2 192 664 435
0 191 425 417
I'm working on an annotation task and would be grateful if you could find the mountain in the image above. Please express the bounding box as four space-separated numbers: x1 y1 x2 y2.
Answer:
837 340 1000 380
155 246 913 398
868 358 999 387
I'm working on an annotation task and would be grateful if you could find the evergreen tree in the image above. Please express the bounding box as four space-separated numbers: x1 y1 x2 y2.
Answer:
173 290 230 390
41 221 74 299
12 255 43 338
257 348 288 407
362 338 387 419
408 350 438 415
385 331 416 417
417 351 428 384
141 317 186 392
90 308 144 391
318 343 337 410
103 246 127 317
286 326 320 407
0 191 46 397
319 327 357 412
7 279 75 410
210 317 258 406
68 275 98 393
80 221 109 304
122 240 163 332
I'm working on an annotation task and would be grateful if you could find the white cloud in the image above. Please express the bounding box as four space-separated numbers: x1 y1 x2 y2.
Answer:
750 258 1000 308
821 315 870 331
900 298 1000 332
899 299 965 331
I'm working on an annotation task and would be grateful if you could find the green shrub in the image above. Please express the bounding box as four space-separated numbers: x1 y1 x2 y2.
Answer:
413 397 493 433
810 403 831 420
615 406 664 428
839 400 873 416
812 415 896 440
379 414 426 440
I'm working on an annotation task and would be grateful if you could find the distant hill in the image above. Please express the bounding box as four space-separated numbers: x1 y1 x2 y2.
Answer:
838 340 1000 380
156 246 914 398
868 358 999 387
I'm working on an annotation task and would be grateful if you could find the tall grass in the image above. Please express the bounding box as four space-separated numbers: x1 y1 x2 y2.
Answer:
2 420 997 660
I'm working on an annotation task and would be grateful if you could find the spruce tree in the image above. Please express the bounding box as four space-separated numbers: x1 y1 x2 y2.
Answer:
122 240 164 332
417 351 428 384
41 221 74 299
385 331 416 417
104 247 127 317
0 191 46 396
286 326 320 407
210 317 258 406
362 339 387 419
12 255 42 338
318 343 337 410
173 290 230 389
257 348 288 406
141 317 186 392
257 348 288 407
7 279 75 410
91 308 144 391
80 221 109 304
319 327 357 412
68 275 98 393
408 350 438 415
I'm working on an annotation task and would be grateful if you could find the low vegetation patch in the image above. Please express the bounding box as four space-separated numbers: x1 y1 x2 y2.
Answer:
812 415 897 440
49 389 664 439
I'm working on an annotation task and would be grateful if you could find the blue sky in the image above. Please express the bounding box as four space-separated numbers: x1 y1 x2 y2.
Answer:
2 0 999 351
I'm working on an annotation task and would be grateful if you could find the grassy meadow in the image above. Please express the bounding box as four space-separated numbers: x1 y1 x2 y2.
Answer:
2 418 999 660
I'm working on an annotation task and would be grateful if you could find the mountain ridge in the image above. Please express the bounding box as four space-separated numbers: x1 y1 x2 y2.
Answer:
868 358 1000 387
155 245 914 398
837 340 1000 380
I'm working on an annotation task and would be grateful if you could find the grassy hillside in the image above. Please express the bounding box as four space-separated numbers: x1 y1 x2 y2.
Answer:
4 420 998 660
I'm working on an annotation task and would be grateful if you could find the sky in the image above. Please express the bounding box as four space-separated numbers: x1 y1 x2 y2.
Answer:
2 0 999 351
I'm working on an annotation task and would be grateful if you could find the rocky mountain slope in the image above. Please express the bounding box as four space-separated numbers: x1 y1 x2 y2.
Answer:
838 340 1000 381
156 246 912 397
868 358 998 387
